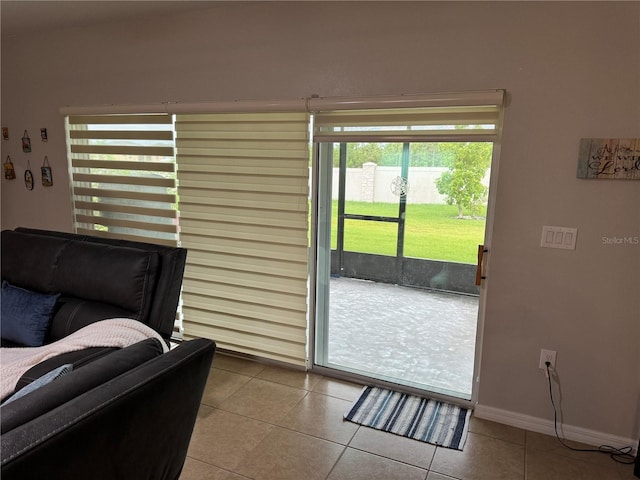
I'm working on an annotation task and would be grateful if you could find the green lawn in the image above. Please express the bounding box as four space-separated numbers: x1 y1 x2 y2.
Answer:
330 201 486 265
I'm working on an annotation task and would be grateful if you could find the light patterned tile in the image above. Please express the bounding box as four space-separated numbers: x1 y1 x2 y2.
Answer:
180 457 250 480
312 377 365 401
256 365 322 390
218 377 307 423
201 368 252 407
187 408 274 471
278 391 359 444
468 416 525 445
212 353 266 377
526 450 621 480
431 431 524 480
426 473 461 480
349 427 436 470
327 447 428 480
526 431 618 469
235 427 344 480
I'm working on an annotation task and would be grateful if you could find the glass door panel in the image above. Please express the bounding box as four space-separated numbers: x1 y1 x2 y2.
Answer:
314 141 493 400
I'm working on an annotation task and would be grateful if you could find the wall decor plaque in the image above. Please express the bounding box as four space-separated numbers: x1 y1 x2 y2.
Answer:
41 156 53 186
577 138 640 180
4 155 16 180
25 160 34 190
22 130 32 153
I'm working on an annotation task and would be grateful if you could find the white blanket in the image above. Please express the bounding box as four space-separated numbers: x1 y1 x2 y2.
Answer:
0 318 168 400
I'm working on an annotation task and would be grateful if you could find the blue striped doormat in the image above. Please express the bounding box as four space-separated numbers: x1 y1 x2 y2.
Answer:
344 386 471 450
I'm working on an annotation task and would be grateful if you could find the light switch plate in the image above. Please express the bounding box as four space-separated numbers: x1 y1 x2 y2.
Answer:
541 226 578 250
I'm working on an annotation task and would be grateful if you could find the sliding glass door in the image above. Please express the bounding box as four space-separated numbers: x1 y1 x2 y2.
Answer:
313 139 493 400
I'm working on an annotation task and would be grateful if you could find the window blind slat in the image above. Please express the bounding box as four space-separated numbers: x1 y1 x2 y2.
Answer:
178 177 307 195
74 201 176 218
71 159 175 172
314 106 501 121
179 230 308 262
183 314 305 345
74 215 177 233
184 276 306 309
70 130 174 141
176 121 307 133
71 144 174 156
73 187 175 203
185 250 307 278
179 218 307 246
178 189 307 212
176 130 308 141
175 112 308 123
176 148 304 159
181 322 306 367
69 114 173 125
313 131 498 143
73 173 175 188
178 204 307 228
175 158 306 176
182 290 306 325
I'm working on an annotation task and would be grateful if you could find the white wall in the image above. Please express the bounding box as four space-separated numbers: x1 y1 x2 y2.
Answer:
2 2 638 443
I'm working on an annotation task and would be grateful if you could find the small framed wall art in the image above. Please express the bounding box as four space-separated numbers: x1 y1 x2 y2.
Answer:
577 138 640 180
25 161 34 190
22 130 32 153
41 156 53 186
4 155 16 180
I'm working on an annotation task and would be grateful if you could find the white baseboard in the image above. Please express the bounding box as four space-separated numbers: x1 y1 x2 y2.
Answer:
473 404 638 454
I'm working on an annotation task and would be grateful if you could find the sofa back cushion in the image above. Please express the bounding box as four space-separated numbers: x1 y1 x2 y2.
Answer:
1 231 160 337
0 231 65 293
54 240 159 316
47 300 134 342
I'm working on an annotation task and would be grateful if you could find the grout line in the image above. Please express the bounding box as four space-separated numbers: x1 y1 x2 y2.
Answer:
323 444 349 480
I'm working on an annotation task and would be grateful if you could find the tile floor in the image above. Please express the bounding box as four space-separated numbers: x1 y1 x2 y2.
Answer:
180 353 637 480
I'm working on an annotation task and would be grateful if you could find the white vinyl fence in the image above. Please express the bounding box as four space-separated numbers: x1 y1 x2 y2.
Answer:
323 164 490 204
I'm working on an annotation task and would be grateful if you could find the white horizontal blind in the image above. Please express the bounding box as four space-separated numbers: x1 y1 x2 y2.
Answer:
176 112 310 367
66 114 177 246
314 90 504 143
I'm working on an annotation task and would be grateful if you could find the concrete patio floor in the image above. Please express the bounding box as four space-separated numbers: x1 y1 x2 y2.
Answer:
326 276 479 398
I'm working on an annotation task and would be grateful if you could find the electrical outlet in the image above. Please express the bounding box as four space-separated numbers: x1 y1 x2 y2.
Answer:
539 349 557 369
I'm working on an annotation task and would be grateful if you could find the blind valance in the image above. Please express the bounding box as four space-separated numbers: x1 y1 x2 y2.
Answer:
313 90 504 143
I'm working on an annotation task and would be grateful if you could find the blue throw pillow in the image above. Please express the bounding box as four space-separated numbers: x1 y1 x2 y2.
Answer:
1 281 60 347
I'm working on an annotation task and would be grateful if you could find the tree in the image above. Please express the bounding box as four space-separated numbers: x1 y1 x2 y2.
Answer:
333 143 384 167
435 142 492 218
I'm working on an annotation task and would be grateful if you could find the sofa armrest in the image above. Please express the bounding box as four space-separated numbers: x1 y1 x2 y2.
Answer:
1 338 215 480
1 339 164 433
